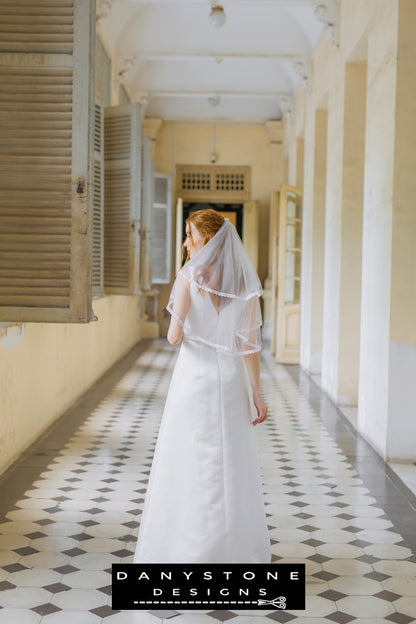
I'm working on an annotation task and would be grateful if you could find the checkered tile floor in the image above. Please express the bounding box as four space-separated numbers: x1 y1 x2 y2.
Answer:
0 339 415 623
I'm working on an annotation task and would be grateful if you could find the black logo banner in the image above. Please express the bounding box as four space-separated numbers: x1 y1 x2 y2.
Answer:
112 563 305 611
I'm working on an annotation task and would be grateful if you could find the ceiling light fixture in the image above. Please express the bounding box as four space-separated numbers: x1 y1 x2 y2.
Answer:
209 3 226 28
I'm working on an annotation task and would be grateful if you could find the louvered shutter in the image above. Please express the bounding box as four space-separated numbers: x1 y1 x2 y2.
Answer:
104 103 142 294
0 0 95 323
140 137 153 291
92 103 104 296
152 174 172 284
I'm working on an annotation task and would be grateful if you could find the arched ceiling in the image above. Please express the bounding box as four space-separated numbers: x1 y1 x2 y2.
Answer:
98 0 329 122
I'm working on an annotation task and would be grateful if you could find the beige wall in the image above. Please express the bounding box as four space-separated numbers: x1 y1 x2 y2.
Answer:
154 121 271 335
0 295 141 474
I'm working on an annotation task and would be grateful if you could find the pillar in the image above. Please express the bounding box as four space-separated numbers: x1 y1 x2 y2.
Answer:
387 0 416 460
296 137 304 190
141 118 162 338
143 117 162 159
358 0 416 461
308 109 328 375
321 65 346 402
337 62 367 406
263 121 283 340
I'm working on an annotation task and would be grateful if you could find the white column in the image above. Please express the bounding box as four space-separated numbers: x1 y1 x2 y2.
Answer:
337 62 367 406
263 121 283 339
358 1 398 459
386 0 416 460
321 66 346 402
307 110 328 375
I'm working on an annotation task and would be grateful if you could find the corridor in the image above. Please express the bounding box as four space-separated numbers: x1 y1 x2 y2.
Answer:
0 340 415 623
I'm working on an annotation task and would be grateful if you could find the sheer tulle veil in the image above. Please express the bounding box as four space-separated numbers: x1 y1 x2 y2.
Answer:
167 218 263 355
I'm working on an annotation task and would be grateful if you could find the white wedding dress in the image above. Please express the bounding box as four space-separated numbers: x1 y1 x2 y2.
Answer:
133 280 271 564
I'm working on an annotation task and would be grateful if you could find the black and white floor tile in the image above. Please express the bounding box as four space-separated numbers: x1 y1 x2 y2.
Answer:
0 339 415 623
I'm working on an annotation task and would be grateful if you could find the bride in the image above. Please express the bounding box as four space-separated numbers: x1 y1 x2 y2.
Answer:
133 209 271 564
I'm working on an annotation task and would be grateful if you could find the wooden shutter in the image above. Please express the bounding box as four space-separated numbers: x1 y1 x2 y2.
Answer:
104 103 142 294
0 0 95 323
140 136 153 291
152 174 172 284
92 103 104 296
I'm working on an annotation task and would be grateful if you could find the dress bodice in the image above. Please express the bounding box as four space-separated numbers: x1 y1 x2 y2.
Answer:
183 280 246 353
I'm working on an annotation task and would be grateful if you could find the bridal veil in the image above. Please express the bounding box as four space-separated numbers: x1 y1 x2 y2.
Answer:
167 218 263 355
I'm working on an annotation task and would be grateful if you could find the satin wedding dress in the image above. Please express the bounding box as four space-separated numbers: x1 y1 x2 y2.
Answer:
133 278 272 564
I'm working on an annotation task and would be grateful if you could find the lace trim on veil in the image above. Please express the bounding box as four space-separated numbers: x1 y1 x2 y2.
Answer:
178 272 263 300
167 308 185 328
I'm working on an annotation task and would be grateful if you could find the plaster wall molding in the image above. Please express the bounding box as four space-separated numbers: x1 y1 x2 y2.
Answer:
96 0 114 25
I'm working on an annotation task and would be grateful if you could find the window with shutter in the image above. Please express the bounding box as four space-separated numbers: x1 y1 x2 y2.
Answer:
104 103 142 294
92 103 104 297
152 174 172 284
0 0 95 323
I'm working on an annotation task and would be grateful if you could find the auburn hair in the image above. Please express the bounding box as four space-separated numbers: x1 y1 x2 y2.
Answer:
182 208 225 264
